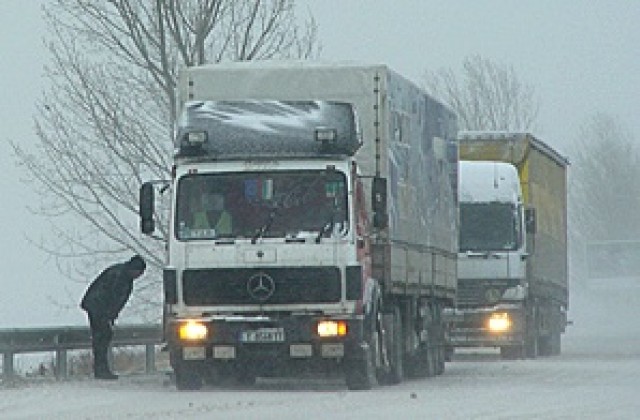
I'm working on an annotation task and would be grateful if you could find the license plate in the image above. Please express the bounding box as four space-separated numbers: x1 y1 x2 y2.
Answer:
240 327 285 343
183 346 206 360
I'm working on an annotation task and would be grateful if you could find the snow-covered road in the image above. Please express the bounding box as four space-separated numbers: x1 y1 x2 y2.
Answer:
2 288 640 419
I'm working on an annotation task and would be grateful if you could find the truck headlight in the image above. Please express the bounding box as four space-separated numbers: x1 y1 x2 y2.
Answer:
178 320 208 341
488 313 511 333
317 320 348 337
314 127 338 144
185 131 207 145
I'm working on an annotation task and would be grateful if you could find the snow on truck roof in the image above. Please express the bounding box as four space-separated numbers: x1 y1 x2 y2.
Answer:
182 59 388 72
175 100 360 159
459 160 521 204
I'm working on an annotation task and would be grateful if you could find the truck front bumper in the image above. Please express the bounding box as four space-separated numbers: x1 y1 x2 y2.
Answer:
167 314 367 375
444 304 525 348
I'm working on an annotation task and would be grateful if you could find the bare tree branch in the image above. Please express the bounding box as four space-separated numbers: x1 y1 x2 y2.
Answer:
13 0 320 319
424 55 539 131
567 113 639 286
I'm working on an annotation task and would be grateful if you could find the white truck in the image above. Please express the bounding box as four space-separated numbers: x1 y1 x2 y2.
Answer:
139 61 458 389
446 132 569 358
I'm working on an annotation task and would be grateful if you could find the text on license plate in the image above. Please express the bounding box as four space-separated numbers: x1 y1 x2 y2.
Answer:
240 327 285 343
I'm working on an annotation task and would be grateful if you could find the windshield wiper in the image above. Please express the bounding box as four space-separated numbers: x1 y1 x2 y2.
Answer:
315 212 335 243
252 208 278 244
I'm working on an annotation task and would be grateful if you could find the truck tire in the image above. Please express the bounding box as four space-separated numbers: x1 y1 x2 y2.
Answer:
381 307 404 384
346 307 381 390
551 330 562 355
407 341 435 378
435 342 445 375
345 343 377 390
445 345 454 362
539 328 562 356
525 333 538 358
524 305 538 358
538 333 552 356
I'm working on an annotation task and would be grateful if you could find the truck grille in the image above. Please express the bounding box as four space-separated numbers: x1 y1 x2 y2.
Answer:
456 278 520 307
182 267 341 305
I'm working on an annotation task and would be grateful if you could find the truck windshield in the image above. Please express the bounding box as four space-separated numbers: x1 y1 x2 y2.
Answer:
175 169 349 241
459 202 519 252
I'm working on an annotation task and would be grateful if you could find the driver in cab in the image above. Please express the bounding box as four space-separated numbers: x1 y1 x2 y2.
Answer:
191 192 233 236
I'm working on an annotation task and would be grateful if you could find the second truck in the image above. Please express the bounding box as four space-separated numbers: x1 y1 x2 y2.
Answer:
446 131 569 358
139 61 459 389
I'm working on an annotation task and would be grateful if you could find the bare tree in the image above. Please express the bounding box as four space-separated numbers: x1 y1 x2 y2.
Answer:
425 55 539 131
568 113 640 284
12 0 319 320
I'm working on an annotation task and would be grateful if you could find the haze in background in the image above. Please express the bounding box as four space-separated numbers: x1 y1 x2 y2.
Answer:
1 0 638 328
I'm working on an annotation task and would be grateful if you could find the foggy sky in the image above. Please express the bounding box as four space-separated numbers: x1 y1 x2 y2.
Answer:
1 0 638 328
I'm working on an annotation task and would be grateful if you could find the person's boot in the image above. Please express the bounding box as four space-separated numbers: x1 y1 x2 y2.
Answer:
95 370 118 380
94 362 118 380
94 349 118 380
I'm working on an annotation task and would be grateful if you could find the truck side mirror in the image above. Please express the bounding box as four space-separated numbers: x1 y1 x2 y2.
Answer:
525 207 536 234
372 176 388 229
140 182 155 234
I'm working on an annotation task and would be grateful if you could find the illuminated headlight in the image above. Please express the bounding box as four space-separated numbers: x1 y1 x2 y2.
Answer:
183 131 208 146
317 320 348 337
314 127 338 143
488 313 511 333
178 320 208 341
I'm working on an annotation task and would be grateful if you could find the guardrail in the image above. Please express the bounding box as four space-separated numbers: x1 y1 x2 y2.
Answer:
0 325 163 380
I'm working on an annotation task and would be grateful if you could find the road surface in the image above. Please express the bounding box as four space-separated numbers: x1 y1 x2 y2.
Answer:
2 288 639 419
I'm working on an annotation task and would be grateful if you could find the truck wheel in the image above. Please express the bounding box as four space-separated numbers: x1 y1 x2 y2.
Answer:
345 344 377 390
550 330 562 355
435 343 445 375
381 307 404 384
540 328 561 356
346 308 380 390
408 342 435 378
524 306 539 358
444 345 454 362
538 334 552 356
174 367 203 390
525 328 538 358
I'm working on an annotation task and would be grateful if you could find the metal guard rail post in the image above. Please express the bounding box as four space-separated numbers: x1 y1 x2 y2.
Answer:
0 325 163 380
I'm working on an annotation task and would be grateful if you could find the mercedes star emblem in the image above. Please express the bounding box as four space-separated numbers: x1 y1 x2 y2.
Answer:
247 272 276 302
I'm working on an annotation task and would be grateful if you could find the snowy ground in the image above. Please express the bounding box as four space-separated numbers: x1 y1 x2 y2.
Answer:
2 286 640 419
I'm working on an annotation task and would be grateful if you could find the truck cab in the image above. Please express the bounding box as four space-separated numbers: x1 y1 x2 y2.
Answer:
451 161 531 355
141 99 384 389
458 161 527 301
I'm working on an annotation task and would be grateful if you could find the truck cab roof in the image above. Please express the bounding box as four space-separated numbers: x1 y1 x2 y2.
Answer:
459 160 521 204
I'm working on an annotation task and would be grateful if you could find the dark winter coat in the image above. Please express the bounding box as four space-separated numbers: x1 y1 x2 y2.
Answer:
80 263 136 321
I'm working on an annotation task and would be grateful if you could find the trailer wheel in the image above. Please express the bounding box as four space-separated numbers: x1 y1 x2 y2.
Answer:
345 341 377 390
